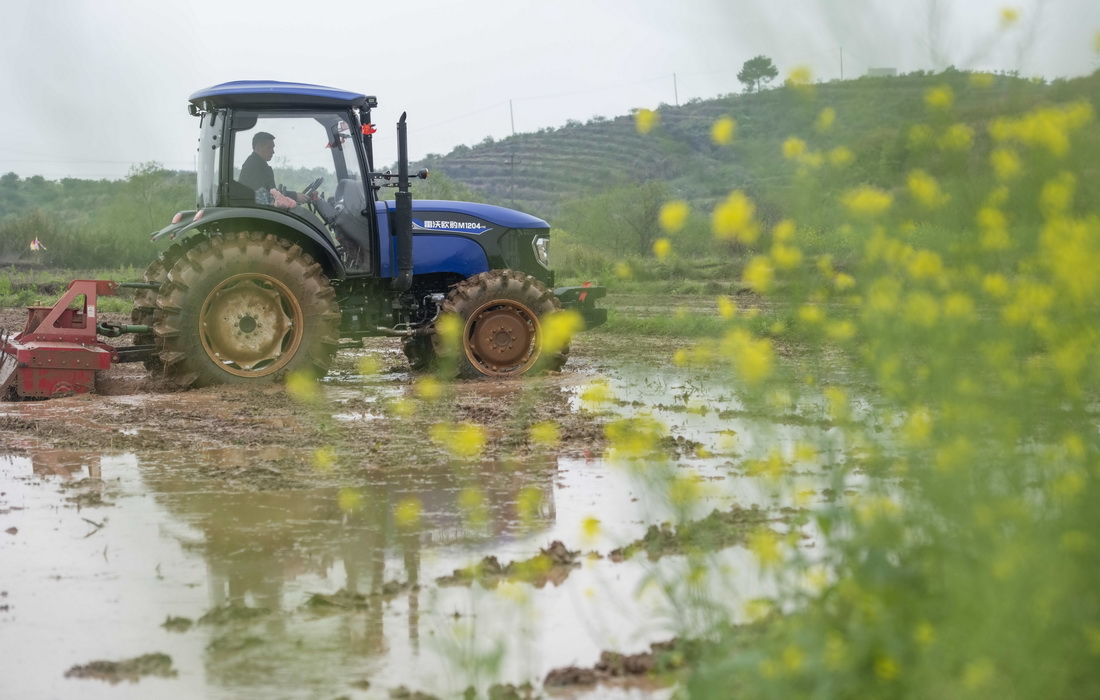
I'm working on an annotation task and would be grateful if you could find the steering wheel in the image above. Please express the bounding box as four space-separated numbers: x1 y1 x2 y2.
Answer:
302 177 324 197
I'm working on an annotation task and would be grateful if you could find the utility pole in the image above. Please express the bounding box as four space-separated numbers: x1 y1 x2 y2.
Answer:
673 73 679 107
510 100 515 136
840 47 844 81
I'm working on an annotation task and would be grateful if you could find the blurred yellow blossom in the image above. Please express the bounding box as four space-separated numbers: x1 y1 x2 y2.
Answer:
828 146 855 167
990 147 1022 180
395 497 422 528
711 116 737 145
713 190 760 242
925 85 954 110
815 107 836 133
634 108 659 134
286 370 320 403
653 237 672 261
907 169 950 208
939 123 974 151
1000 7 1020 26
529 421 560 447
717 295 736 319
742 255 774 292
783 137 807 160
415 376 443 400
842 186 893 218
659 200 690 232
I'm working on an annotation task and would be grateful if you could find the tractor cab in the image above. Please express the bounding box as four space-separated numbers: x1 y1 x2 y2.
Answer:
189 81 384 275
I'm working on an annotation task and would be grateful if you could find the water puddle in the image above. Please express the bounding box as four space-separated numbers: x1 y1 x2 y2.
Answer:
0 354 861 698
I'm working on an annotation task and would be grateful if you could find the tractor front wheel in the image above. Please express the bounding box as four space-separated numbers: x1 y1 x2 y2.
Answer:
435 270 567 379
154 232 340 388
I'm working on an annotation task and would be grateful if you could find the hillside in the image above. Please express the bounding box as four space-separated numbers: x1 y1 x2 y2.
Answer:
417 70 1100 223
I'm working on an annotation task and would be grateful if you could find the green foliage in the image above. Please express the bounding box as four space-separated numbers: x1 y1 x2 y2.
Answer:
634 78 1100 698
0 162 187 269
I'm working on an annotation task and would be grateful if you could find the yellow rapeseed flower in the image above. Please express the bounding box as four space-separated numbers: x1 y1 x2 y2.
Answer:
815 107 836 133
614 262 633 280
313 446 336 472
395 497 422 528
939 123 975 152
742 255 774 292
904 291 941 327
841 186 893 218
748 530 782 568
907 249 944 281
990 102 1093 157
635 108 659 134
834 272 856 291
907 169 950 208
415 376 443 400
581 516 601 543
990 147 1021 180
580 380 613 406
711 116 737 145
286 369 320 403
799 305 824 324
788 65 813 86
783 137 807 160
772 219 795 242
435 313 463 350
717 295 736 319
529 421 560 447
357 355 382 376
925 85 954 110
970 72 995 88
659 200 690 233
875 655 900 681
430 421 488 459
964 659 995 690
653 237 672 261
828 146 855 167
721 328 774 384
516 486 543 525
771 242 803 270
338 487 362 513
1039 172 1076 219
1000 7 1020 26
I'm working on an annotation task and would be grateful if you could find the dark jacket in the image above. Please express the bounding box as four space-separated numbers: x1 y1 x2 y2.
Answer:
239 151 275 192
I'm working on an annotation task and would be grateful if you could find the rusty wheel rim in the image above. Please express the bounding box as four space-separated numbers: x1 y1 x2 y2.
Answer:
463 299 541 375
198 273 304 377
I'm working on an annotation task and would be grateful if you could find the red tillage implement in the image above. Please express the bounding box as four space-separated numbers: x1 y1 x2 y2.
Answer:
0 280 150 399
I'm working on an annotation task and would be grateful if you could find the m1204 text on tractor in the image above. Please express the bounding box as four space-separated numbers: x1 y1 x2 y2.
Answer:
0 81 606 399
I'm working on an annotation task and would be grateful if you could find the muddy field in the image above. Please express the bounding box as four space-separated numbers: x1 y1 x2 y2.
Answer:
0 295 831 699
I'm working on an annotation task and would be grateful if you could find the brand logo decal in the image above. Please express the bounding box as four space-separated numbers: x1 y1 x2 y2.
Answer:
413 219 490 234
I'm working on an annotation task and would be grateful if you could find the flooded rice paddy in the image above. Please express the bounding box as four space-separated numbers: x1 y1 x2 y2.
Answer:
0 298 854 698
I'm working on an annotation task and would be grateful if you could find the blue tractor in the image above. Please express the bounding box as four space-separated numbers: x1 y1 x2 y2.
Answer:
134 81 605 387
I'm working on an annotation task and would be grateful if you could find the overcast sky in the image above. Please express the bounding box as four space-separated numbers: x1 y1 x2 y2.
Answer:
1 0 1097 181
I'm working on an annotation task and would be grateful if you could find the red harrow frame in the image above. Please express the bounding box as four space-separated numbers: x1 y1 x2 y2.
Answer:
0 280 153 400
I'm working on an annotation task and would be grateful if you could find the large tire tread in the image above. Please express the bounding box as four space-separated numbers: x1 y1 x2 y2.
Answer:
154 231 340 389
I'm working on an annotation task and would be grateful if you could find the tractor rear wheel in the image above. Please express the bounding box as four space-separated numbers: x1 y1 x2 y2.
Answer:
154 231 340 388
434 269 567 379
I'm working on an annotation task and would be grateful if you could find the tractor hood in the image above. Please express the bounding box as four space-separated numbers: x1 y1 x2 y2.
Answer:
382 200 548 231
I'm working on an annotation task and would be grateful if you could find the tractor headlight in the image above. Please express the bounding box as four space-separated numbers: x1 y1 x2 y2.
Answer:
534 236 549 269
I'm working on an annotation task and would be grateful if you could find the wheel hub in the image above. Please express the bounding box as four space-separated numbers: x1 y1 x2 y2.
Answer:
200 276 301 373
466 303 538 373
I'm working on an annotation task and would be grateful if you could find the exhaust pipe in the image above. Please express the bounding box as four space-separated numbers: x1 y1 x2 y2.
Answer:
392 112 414 293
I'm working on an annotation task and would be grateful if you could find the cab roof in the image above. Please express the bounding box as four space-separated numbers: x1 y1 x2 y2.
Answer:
188 81 375 110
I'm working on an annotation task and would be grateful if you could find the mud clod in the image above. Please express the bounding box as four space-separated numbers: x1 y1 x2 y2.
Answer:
64 652 177 683
437 540 581 588
609 505 786 561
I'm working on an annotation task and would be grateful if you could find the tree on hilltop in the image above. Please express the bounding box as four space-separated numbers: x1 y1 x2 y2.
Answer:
738 55 779 93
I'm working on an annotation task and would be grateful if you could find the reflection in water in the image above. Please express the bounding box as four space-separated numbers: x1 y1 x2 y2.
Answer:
138 451 558 691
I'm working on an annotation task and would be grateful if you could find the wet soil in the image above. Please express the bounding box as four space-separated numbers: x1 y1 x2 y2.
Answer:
64 653 178 684
0 311 609 482
436 540 582 588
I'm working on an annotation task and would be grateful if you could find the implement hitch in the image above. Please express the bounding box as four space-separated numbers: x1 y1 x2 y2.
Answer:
0 280 153 400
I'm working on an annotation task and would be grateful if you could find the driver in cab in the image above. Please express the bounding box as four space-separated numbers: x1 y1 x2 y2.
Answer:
240 131 308 206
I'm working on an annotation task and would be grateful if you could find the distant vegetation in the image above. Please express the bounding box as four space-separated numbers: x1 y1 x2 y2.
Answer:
1 69 1097 276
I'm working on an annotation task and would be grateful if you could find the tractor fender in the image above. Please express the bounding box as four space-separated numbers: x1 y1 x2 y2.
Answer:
150 207 347 279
